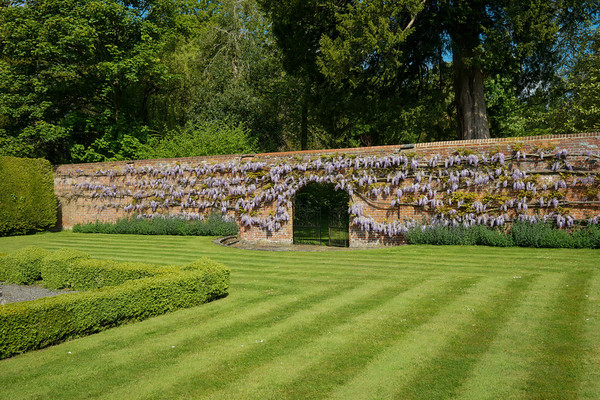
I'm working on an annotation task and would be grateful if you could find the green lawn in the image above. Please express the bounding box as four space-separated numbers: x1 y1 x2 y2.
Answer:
0 231 599 400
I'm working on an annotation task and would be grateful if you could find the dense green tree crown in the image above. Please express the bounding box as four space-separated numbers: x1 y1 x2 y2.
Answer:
0 0 191 162
263 0 599 143
0 0 598 163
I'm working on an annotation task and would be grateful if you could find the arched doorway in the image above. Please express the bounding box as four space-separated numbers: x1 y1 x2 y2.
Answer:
293 182 350 247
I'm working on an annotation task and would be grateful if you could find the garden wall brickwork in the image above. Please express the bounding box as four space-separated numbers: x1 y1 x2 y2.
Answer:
54 133 600 247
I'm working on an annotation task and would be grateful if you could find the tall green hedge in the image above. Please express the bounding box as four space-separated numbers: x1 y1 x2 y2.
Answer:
0 156 56 236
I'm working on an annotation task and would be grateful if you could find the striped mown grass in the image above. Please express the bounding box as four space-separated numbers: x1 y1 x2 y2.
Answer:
0 231 598 399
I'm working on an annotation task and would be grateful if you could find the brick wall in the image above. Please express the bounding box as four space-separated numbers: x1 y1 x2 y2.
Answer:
54 133 600 247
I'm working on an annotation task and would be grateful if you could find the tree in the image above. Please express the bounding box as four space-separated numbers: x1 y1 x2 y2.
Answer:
548 27 600 134
263 0 428 148
288 0 599 140
140 119 257 159
148 0 299 153
259 0 340 149
0 0 189 163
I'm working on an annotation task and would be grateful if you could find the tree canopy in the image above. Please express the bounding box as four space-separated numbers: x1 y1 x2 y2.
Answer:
0 0 599 163
277 0 599 141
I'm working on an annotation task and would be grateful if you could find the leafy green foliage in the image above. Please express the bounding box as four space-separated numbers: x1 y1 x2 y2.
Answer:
261 0 441 147
141 120 257 159
0 0 190 163
0 156 56 236
548 29 600 134
40 248 91 290
0 246 50 284
0 248 230 359
484 74 549 137
165 0 290 152
0 0 598 162
268 0 599 142
72 214 239 237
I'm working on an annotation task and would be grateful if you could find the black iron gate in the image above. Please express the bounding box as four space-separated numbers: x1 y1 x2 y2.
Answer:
328 209 350 247
293 198 349 247
293 198 323 245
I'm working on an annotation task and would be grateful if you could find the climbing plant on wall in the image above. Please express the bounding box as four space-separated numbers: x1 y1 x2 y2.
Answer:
58 143 600 238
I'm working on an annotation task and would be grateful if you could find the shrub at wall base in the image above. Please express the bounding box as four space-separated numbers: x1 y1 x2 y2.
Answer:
0 156 56 236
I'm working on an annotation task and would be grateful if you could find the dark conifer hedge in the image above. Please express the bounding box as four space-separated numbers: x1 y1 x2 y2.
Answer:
0 156 56 236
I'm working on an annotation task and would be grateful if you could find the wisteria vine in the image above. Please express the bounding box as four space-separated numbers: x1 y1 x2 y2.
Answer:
57 144 600 238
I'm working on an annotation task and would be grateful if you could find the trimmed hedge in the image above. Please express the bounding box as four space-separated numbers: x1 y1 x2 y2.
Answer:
72 213 239 236
40 248 91 289
67 259 159 290
0 246 50 284
0 249 230 359
0 156 56 236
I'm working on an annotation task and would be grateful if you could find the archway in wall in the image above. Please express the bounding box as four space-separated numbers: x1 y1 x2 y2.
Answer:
293 182 350 247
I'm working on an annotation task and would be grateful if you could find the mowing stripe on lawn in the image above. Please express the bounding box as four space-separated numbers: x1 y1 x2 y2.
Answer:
70 250 590 277
0 284 342 399
0 283 287 377
195 275 480 400
325 274 536 400
45 241 574 273
33 240 597 282
0 289 262 374
0 233 597 400
42 234 598 272
453 272 565 400
16 232 600 264
100 276 433 400
391 274 536 399
578 271 600 399
521 270 592 399
12 279 412 400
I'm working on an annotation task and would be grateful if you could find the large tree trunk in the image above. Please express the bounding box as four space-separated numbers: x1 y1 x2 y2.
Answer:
453 49 490 140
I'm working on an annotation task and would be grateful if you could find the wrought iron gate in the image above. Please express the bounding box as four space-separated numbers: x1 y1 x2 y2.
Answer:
293 199 349 247
293 198 323 245
328 209 349 247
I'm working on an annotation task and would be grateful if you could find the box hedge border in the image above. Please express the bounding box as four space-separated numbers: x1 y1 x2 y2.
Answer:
0 246 51 284
0 249 230 359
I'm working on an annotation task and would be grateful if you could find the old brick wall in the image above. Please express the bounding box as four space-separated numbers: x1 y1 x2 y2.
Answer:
54 133 600 247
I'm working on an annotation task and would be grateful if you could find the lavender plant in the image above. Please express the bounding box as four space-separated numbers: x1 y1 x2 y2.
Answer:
73 213 238 236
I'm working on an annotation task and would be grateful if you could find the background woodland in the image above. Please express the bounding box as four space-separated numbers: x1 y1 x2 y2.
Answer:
1 0 599 164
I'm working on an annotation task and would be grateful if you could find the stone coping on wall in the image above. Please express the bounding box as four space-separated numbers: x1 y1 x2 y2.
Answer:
54 132 600 169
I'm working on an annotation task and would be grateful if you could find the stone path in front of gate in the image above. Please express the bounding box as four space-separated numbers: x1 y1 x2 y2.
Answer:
214 236 385 251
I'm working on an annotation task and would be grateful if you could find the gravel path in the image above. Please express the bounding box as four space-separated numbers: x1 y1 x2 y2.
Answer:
0 283 72 305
